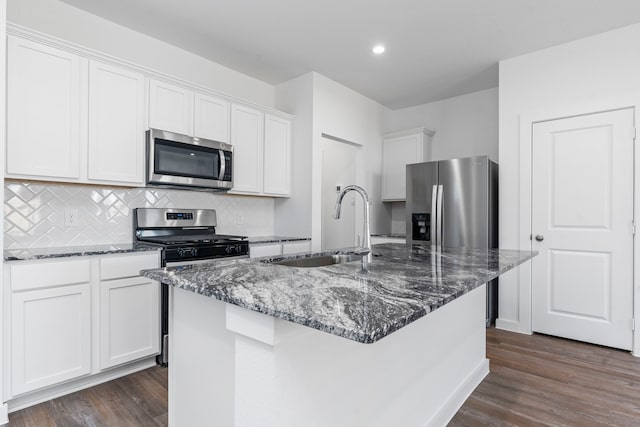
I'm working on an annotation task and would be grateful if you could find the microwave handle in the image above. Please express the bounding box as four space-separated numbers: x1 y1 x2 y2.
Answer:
218 150 226 180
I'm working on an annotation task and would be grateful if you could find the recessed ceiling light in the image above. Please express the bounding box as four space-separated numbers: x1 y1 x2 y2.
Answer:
372 45 385 55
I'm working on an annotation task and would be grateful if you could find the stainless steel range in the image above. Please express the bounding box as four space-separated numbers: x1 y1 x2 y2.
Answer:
133 208 249 365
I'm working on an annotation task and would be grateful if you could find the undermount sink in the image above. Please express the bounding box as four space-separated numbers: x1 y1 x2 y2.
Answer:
273 254 362 268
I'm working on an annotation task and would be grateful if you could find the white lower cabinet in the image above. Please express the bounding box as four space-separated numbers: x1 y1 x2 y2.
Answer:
5 252 160 400
250 240 311 258
99 276 159 370
11 283 92 396
282 241 312 255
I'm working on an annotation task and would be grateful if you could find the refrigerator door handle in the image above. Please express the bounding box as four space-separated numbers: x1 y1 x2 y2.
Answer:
431 185 438 246
436 185 444 247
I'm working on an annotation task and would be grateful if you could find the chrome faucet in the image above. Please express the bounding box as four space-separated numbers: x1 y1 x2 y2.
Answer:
333 185 372 271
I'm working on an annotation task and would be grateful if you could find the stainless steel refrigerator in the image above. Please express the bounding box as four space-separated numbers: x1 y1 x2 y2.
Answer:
406 155 499 325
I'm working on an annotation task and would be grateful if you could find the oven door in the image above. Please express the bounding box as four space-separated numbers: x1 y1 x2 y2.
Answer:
158 254 248 366
147 129 233 190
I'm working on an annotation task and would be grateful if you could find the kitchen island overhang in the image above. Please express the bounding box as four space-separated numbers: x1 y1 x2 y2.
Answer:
142 244 536 427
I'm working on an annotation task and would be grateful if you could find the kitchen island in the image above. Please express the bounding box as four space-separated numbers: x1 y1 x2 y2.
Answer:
142 243 535 427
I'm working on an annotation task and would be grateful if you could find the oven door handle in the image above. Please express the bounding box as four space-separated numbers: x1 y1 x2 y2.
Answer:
218 150 226 181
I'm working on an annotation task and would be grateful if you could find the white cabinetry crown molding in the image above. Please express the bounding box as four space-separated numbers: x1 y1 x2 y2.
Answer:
5 22 292 119
383 127 435 139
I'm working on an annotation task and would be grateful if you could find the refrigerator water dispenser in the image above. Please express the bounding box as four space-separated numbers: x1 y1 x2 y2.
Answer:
412 213 430 241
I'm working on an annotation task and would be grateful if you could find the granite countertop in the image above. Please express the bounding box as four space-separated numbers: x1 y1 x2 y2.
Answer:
248 236 311 244
371 233 406 239
4 244 161 261
142 243 535 344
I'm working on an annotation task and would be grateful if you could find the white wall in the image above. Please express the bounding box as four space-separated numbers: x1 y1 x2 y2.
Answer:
386 88 498 162
498 23 640 334
274 73 314 238
7 0 274 107
274 72 391 247
312 73 391 249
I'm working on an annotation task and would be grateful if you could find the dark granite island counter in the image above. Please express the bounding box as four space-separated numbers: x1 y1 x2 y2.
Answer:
142 243 535 427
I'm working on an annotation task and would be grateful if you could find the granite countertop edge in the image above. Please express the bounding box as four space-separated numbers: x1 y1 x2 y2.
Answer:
142 245 536 344
4 244 161 261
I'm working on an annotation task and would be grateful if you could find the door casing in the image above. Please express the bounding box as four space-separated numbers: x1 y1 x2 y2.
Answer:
498 96 640 356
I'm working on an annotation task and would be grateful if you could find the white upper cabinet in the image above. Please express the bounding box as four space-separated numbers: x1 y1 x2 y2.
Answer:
6 36 147 187
7 36 81 180
148 79 193 136
382 128 434 201
194 93 230 142
263 114 292 196
88 61 145 185
229 106 292 197
230 104 265 194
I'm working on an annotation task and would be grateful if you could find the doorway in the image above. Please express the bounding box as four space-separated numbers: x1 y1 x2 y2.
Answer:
531 108 634 350
321 137 358 250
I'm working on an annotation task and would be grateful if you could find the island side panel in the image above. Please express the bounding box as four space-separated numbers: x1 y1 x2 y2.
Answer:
271 284 489 427
168 287 236 427
169 284 488 427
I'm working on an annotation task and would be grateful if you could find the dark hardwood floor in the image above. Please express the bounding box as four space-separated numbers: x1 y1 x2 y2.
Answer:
8 328 640 426
450 328 640 426
8 367 168 427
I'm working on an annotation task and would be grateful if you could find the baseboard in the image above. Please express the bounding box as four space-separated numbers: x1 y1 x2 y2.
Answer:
0 403 8 425
7 357 157 413
495 318 532 335
426 358 490 427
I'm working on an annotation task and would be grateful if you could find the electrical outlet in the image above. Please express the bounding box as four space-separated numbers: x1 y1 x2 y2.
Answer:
236 213 244 225
65 208 79 227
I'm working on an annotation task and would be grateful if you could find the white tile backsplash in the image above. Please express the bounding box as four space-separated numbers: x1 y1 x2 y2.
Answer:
4 182 275 249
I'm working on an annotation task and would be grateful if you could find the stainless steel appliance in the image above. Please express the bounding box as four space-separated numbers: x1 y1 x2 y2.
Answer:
406 155 498 325
133 208 249 365
146 129 233 191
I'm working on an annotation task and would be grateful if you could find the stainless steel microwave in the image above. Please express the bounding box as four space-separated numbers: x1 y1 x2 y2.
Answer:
146 129 233 191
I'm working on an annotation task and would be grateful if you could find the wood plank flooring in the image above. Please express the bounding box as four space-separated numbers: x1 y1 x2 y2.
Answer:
450 328 640 426
8 328 640 426
8 367 168 427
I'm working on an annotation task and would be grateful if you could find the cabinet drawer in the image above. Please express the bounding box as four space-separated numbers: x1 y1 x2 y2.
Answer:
282 241 311 255
10 259 91 291
100 253 160 280
249 244 282 258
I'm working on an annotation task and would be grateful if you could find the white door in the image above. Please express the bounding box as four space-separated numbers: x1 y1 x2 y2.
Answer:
12 284 92 395
148 79 193 135
7 36 81 179
230 104 264 194
531 108 634 350
193 92 230 142
99 277 160 370
88 61 145 185
321 138 357 250
263 114 292 196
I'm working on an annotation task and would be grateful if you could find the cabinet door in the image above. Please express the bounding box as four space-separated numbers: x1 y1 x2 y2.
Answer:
99 277 160 370
11 284 91 396
88 61 145 184
230 104 264 194
194 93 230 143
148 79 193 135
382 134 423 201
250 244 282 258
282 241 311 255
263 114 291 196
7 36 81 179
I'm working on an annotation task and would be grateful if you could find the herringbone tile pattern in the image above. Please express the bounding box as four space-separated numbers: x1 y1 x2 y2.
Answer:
4 182 275 249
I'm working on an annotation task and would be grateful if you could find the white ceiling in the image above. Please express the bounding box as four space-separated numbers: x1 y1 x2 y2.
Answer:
59 0 640 109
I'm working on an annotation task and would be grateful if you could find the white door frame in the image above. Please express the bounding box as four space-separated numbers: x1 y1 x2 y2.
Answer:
510 96 640 356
